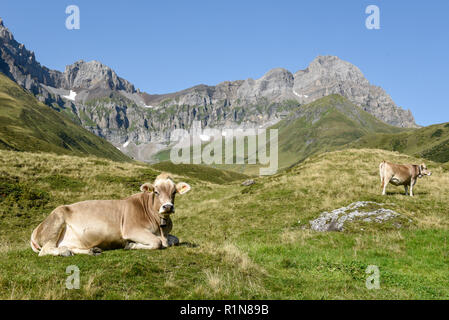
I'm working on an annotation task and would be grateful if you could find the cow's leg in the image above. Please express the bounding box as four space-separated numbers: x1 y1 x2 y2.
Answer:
39 242 73 257
159 233 170 248
404 185 409 196
34 206 73 257
68 247 102 256
123 229 162 250
125 243 157 250
379 162 385 188
167 234 179 247
410 179 416 197
382 175 392 195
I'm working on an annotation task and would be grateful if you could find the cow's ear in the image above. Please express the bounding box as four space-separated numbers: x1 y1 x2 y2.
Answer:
176 182 191 195
140 183 154 193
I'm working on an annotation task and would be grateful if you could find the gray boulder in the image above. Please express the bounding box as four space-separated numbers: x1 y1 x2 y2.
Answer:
309 201 405 232
241 179 255 186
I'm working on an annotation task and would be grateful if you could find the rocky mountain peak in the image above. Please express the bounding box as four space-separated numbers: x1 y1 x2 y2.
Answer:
64 59 135 93
297 55 367 84
0 18 135 95
0 17 15 42
291 55 414 127
262 67 293 79
311 55 345 66
234 67 294 103
0 18 64 94
259 68 294 85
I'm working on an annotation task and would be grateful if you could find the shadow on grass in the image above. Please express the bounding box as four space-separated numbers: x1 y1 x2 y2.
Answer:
385 191 429 196
178 242 199 248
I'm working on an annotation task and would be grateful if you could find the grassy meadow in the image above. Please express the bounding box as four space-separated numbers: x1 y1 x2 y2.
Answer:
0 148 448 299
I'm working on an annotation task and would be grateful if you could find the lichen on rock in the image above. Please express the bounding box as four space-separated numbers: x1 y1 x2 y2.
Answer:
309 201 409 232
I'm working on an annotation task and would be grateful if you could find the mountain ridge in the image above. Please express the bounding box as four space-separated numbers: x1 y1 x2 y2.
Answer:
0 17 418 162
138 58 416 128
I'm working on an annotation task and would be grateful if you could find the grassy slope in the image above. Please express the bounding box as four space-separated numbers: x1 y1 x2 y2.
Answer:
1 148 448 299
349 122 449 163
151 161 248 185
0 72 129 162
272 94 407 169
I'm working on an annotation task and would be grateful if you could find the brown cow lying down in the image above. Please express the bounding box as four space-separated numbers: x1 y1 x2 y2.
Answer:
379 160 431 197
30 173 191 256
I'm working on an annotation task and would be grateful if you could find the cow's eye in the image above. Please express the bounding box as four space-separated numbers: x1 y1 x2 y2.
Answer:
154 191 159 196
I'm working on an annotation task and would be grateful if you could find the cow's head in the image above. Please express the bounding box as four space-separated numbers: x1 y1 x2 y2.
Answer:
419 163 432 178
140 173 191 218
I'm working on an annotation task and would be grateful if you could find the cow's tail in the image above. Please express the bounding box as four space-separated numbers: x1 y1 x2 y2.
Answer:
30 226 41 253
379 160 386 189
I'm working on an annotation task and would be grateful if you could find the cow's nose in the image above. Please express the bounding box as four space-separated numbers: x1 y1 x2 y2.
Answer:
162 204 174 212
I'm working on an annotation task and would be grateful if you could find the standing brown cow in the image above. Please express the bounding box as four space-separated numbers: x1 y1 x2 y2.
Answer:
379 160 432 197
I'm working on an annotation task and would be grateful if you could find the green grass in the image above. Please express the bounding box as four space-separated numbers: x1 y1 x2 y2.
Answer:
151 162 248 184
271 94 407 169
1 148 449 299
0 72 129 162
349 122 449 163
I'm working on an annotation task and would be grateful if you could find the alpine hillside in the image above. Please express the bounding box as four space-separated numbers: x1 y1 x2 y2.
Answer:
0 72 129 161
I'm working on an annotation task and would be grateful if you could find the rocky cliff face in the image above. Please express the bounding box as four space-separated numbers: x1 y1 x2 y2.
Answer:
142 56 416 128
63 60 135 92
292 56 415 127
0 19 134 99
0 18 64 96
0 17 418 162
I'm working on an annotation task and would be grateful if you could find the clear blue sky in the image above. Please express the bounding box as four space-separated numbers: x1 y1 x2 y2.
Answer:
0 0 448 126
